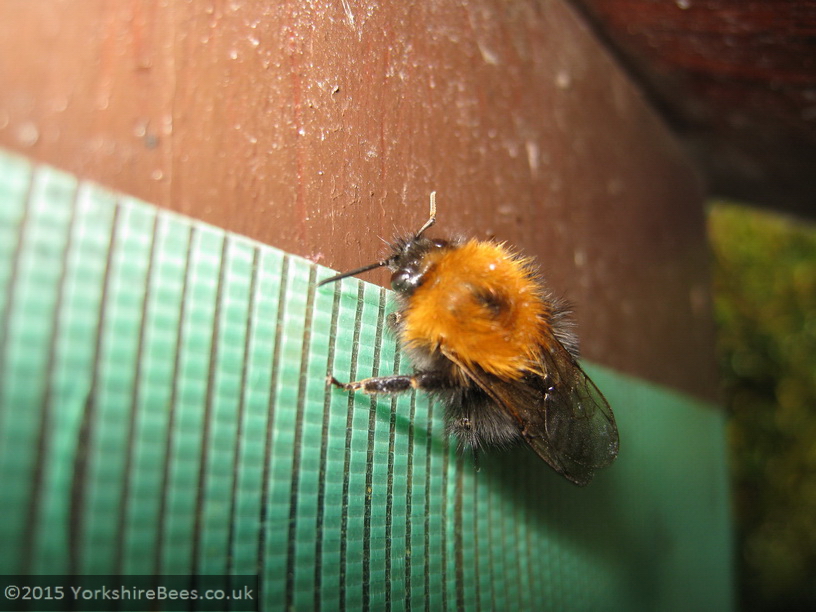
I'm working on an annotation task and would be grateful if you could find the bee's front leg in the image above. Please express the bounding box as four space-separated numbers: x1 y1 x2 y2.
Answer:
328 371 450 395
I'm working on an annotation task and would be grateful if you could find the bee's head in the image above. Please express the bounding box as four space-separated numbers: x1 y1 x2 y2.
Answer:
388 235 448 295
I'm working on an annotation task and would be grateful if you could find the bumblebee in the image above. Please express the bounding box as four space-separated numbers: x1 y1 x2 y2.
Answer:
318 194 618 485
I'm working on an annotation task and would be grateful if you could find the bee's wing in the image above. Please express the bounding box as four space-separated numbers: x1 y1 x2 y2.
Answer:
442 342 619 486
531 342 619 483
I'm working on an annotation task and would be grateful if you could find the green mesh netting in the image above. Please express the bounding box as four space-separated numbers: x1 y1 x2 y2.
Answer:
0 150 733 611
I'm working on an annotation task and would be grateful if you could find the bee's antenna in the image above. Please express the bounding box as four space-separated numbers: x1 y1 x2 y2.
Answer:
316 259 391 287
317 191 437 288
415 191 437 238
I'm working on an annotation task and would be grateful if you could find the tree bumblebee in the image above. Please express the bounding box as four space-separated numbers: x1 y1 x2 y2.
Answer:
318 193 619 485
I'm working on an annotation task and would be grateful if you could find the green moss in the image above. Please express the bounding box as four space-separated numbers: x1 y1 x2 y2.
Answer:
709 202 816 611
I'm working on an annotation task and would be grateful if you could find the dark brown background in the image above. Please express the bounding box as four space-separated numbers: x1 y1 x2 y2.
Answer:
570 0 816 218
0 0 718 401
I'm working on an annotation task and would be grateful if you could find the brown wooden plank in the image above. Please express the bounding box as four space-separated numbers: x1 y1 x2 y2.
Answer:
0 0 718 400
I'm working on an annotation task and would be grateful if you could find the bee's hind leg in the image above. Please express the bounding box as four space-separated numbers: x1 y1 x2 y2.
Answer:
328 371 451 395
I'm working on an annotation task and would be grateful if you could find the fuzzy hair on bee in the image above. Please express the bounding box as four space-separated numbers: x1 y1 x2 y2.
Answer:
318 193 619 485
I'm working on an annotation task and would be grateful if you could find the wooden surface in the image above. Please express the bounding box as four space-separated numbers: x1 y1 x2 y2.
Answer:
0 0 718 401
570 0 816 217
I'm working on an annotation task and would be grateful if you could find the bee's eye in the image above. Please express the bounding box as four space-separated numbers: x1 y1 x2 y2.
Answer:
391 268 423 294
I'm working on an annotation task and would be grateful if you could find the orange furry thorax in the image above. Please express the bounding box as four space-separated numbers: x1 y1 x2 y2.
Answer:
400 239 553 380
